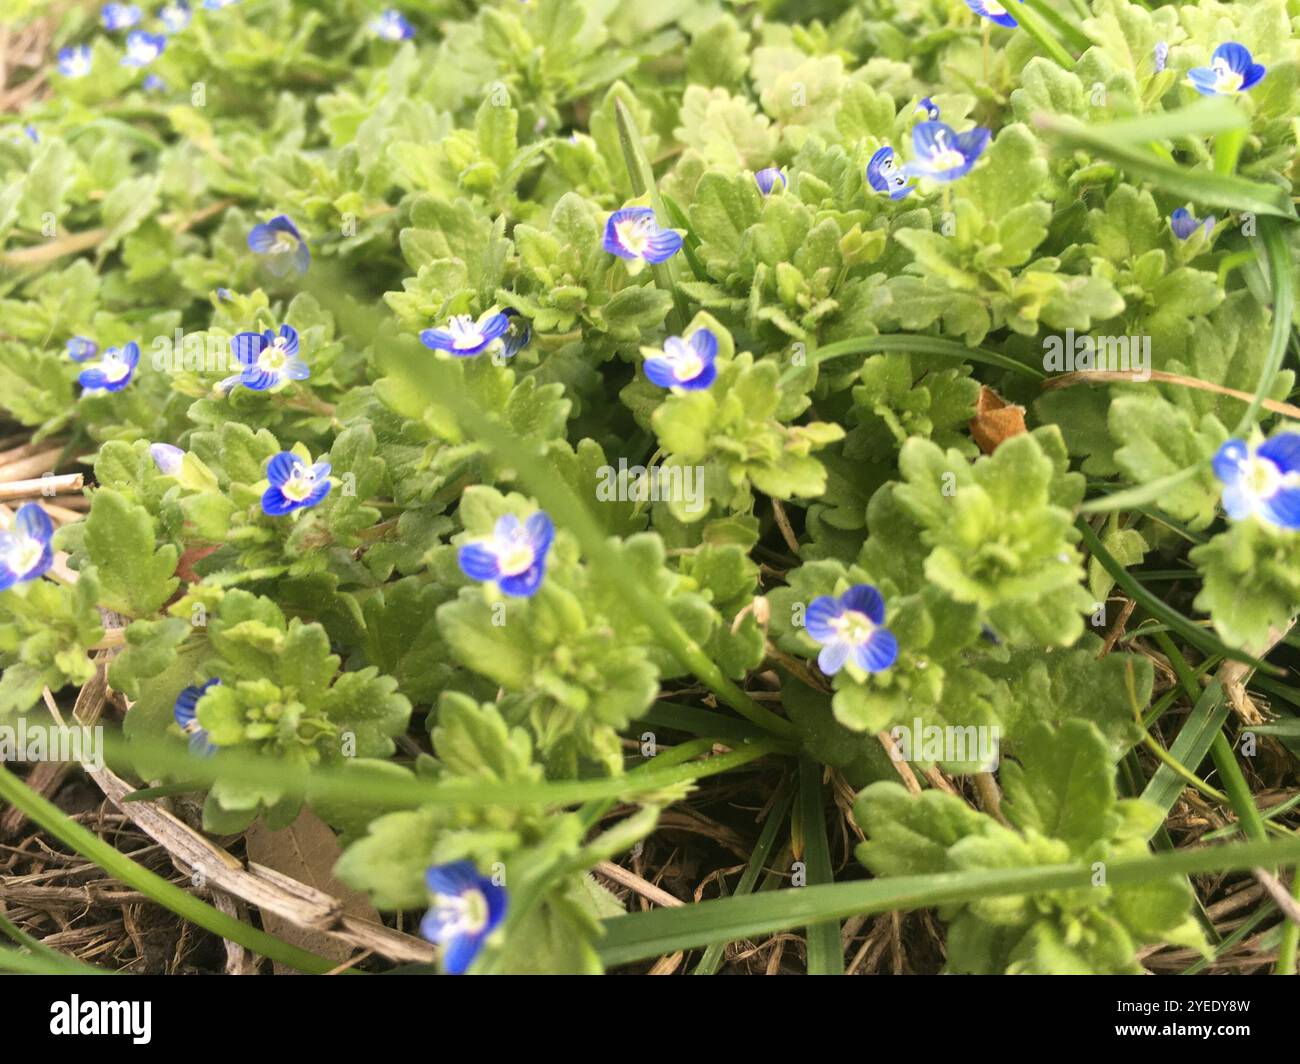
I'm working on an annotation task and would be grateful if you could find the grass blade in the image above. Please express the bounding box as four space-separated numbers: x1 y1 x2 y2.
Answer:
797 758 843 974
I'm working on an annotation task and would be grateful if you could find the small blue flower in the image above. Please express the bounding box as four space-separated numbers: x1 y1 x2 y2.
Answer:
1153 41 1169 73
1213 435 1300 529
806 584 899 676
370 9 414 41
915 97 941 121
866 146 912 200
904 121 990 183
78 341 140 393
497 308 531 360
23 125 39 143
754 167 787 195
643 328 718 391
174 679 219 757
158 1 190 32
261 452 332 516
216 287 233 301
458 512 554 598
420 311 509 358
420 861 508 975
66 337 98 362
1170 207 1214 241
202 0 238 8
247 215 310 275
1187 42 1266 96
102 4 143 31
220 324 308 393
602 207 682 270
121 30 166 67
143 73 166 92
149 443 185 475
965 0 1016 28
0 503 54 591
58 46 93 79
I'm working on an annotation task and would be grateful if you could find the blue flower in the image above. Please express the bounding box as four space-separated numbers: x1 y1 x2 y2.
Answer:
497 308 531 360
261 452 332 516
0 503 54 591
370 9 414 41
1170 207 1214 241
643 328 718 391
66 337 98 362
806 584 899 676
58 46 93 79
158 1 190 32
866 146 912 200
143 73 166 92
22 125 39 143
202 0 239 8
904 121 990 183
965 0 1016 28
173 679 219 757
1213 435 1300 529
1187 42 1266 96
754 167 787 195
602 207 682 271
458 512 554 598
102 4 143 30
78 341 140 393
420 861 508 975
420 311 509 358
149 443 184 475
915 96 941 120
247 215 310 275
1153 41 1169 73
221 324 309 393
121 30 166 67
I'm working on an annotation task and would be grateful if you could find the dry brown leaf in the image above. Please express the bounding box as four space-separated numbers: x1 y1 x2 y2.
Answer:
244 809 382 973
969 385 1027 454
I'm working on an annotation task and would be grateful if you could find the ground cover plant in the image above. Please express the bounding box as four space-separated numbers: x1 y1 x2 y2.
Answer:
0 0 1299 978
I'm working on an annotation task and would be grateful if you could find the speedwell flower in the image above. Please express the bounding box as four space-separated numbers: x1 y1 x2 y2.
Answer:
121 30 166 67
754 167 787 195
903 121 990 183
420 311 509 358
159 1 191 32
965 0 1016 28
1212 435 1300 530
915 97 941 121
202 0 239 8
102 4 143 31
0 503 54 591
78 341 140 393
58 46 93 79
1187 42 1266 96
643 328 718 391
1170 208 1214 241
149 443 184 475
866 146 912 200
1153 41 1169 73
496 308 531 360
247 215 310 275
420 861 507 976
261 452 332 516
143 73 165 92
806 584 899 676
602 207 682 270
458 512 554 598
222 324 309 392
66 337 98 362
173 679 219 757
370 9 414 40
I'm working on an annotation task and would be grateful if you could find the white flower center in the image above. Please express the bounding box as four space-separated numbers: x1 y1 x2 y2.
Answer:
258 337 289 371
986 1 1007 14
495 535 536 577
831 609 875 647
433 888 490 938
281 464 318 502
615 217 653 256
102 355 132 383
926 129 966 172
447 315 487 350
1213 58 1244 93
4 534 43 577
1241 455 1293 500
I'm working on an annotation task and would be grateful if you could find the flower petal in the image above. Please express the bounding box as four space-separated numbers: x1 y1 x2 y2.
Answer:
840 584 886 625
